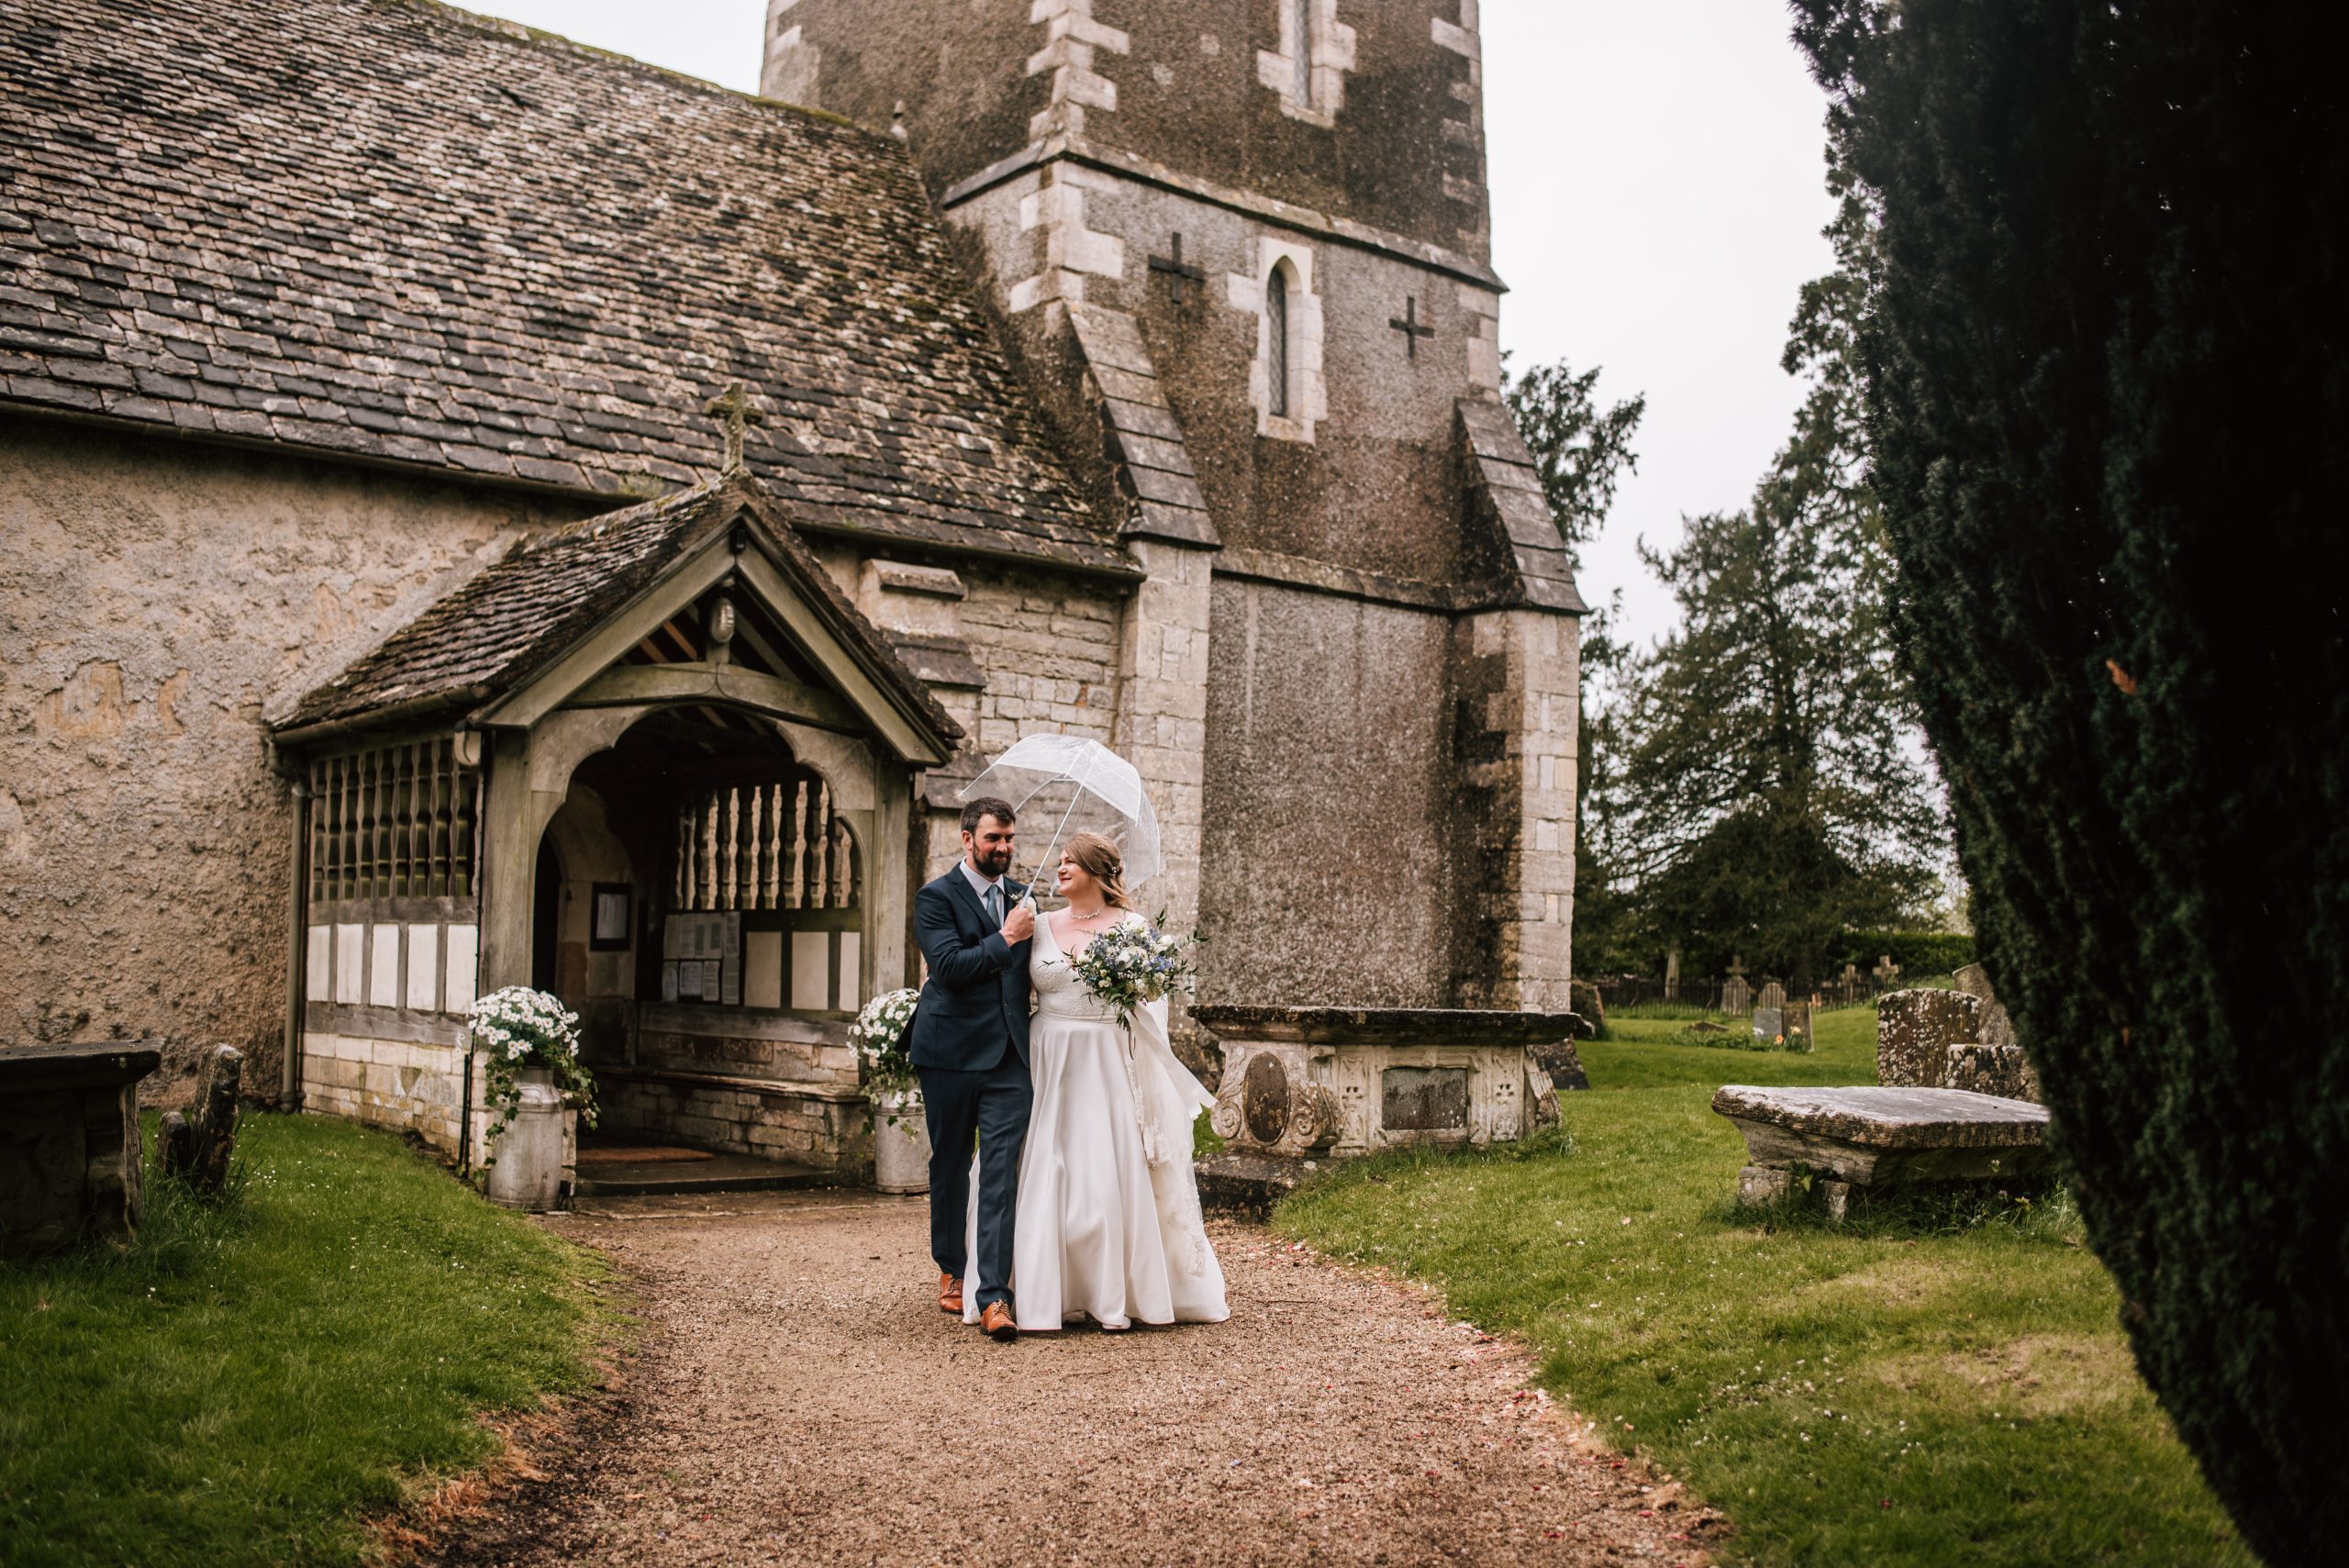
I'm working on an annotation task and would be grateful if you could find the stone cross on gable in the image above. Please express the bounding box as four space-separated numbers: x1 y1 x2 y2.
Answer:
1148 232 1206 306
1388 295 1435 359
704 383 755 474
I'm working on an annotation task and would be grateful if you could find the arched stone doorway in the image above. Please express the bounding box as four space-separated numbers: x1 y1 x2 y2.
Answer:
529 705 886 1169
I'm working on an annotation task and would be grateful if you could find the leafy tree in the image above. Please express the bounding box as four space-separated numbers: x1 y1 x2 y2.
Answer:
1609 164 1943 987
1619 483 1941 986
1505 360 1646 567
1504 360 1646 973
1795 2 2349 1560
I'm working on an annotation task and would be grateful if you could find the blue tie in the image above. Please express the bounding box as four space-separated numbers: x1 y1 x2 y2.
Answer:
984 883 1002 928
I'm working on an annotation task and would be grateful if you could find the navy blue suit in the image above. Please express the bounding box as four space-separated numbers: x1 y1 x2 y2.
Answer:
909 865 1032 1310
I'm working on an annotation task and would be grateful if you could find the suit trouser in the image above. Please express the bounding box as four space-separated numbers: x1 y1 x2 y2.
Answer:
917 1050 1032 1310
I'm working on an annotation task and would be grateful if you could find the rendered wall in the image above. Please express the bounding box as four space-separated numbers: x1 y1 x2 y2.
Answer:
0 416 583 1099
1197 576 1456 1006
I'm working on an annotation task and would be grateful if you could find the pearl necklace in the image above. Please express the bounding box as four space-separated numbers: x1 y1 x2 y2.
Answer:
1066 901 1108 921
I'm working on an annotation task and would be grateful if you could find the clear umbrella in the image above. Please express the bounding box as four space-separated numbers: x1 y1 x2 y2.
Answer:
959 734 1162 900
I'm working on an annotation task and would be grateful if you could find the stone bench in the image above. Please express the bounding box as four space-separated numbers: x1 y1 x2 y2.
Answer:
1711 1084 2052 1220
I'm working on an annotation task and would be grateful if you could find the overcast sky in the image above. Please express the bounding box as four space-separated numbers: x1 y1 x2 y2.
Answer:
461 1 1837 651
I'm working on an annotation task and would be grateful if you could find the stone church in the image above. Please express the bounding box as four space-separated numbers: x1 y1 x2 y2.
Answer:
0 0 1583 1173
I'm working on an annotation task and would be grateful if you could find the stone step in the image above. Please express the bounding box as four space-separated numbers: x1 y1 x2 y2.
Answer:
574 1151 835 1197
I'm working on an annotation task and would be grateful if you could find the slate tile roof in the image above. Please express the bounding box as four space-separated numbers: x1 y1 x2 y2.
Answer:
0 0 1122 570
276 473 963 748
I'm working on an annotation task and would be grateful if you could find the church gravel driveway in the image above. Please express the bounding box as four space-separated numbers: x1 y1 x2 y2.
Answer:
422 1191 1708 1567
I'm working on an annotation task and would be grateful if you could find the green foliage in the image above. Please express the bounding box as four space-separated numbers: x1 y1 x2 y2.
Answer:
1502 357 1646 569
1792 3 2349 1560
1618 484 1943 984
0 1115 612 1566
1278 1009 2253 1566
1830 930 1976 980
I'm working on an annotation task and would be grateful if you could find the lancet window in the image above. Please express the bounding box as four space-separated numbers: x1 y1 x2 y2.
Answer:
1267 264 1292 418
1288 0 1314 104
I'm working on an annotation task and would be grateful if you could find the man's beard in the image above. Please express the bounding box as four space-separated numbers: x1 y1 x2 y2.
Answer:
973 843 1014 877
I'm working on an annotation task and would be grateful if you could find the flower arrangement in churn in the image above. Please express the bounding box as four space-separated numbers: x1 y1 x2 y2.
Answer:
466 985 597 1164
853 987 923 1137
1067 918 1197 1028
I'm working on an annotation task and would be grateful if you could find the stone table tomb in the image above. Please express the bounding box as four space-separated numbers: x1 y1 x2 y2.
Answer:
1712 1084 2052 1221
0 1041 161 1256
1193 1006 1578 1213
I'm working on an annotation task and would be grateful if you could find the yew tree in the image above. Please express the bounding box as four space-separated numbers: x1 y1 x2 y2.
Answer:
1794 2 2349 1561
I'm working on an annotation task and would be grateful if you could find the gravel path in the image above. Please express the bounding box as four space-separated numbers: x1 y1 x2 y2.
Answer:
426 1191 1712 1567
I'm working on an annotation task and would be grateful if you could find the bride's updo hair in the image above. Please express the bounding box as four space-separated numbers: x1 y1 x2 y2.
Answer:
1061 830 1134 912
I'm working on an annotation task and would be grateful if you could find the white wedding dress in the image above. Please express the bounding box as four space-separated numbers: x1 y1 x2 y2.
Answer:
963 912 1230 1331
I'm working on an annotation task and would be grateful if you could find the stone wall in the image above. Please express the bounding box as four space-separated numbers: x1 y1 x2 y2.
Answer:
1451 606 1578 1008
0 417 583 1102
598 1073 869 1172
941 168 1503 587
300 1030 465 1153
769 0 1492 262
957 566 1124 759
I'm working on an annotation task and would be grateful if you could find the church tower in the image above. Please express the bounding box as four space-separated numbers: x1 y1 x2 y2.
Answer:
763 0 1582 1012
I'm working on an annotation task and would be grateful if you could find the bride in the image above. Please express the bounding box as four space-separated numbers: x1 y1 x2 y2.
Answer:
963 830 1230 1333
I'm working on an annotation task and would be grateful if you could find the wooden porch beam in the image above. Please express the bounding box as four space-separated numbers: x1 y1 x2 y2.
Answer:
565 662 862 732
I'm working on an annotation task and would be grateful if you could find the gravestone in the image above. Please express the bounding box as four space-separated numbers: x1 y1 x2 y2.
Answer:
1568 978 1606 1035
0 1042 160 1256
160 1044 241 1194
1944 1041 2043 1102
1751 1006 1785 1043
1837 963 1862 1004
1951 963 2020 1050
1871 954 1902 988
1942 962 2037 1101
1876 988 1984 1087
1783 996 1813 1050
1531 1039 1589 1092
1720 958 1752 1017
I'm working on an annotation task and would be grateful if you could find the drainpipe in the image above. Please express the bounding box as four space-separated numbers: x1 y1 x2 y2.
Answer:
456 727 484 1177
283 776 310 1109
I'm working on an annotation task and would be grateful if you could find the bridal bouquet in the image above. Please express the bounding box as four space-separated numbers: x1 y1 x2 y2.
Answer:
1068 920 1197 1029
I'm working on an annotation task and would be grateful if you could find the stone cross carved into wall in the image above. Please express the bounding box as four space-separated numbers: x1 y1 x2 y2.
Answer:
1148 232 1205 306
1388 295 1434 360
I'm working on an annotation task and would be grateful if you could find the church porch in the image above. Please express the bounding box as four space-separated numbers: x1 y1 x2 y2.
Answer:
269 477 960 1187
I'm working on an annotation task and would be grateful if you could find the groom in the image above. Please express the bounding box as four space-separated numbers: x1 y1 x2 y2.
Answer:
907 796 1035 1342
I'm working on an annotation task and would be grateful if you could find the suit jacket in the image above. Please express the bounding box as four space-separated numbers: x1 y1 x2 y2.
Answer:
907 867 1031 1073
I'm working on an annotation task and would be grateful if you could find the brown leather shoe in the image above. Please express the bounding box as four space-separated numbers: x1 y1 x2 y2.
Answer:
939 1273 963 1314
980 1301 1017 1341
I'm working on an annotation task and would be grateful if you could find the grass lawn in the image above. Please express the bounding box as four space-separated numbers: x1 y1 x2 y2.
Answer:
1275 1008 2254 1568
0 1114 614 1568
